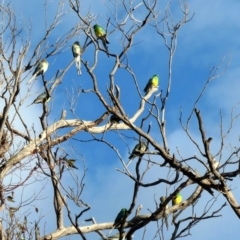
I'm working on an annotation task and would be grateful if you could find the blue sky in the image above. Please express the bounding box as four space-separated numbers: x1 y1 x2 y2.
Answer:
1 0 240 239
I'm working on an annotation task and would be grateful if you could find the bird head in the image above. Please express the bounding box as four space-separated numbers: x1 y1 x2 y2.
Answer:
160 196 166 202
93 24 100 30
174 192 181 198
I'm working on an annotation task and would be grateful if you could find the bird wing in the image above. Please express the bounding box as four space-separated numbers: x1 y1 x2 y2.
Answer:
144 80 152 92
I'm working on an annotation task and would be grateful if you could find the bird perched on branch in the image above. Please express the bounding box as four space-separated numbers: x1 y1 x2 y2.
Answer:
72 41 81 75
113 208 128 228
109 114 121 125
172 192 182 206
128 141 147 165
27 92 50 107
27 59 49 84
160 196 169 230
144 74 159 94
64 158 78 169
172 192 182 224
108 208 128 237
93 24 110 56
7 196 15 202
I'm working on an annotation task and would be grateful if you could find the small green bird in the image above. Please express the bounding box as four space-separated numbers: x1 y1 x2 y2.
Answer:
64 159 78 169
93 24 110 56
28 59 49 84
172 192 182 224
72 41 81 75
7 196 15 202
113 208 128 228
109 114 121 125
144 74 159 94
129 141 147 160
172 192 182 206
27 92 50 107
160 196 169 230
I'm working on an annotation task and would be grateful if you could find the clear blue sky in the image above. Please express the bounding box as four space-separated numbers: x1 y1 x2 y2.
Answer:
2 0 240 239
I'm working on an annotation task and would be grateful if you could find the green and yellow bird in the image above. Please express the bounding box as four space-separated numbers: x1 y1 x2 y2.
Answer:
28 59 49 84
64 158 78 169
129 141 147 160
113 208 128 228
144 74 159 94
93 24 110 56
27 92 50 107
72 41 81 75
172 192 182 206
7 196 15 202
172 192 182 224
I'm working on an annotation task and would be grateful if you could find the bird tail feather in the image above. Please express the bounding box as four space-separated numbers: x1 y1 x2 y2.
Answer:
75 57 81 76
101 39 110 57
164 216 168 230
126 159 133 167
27 74 36 85
26 103 32 108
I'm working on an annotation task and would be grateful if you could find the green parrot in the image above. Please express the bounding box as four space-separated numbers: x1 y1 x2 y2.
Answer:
129 141 147 160
93 24 110 56
72 41 81 75
27 92 50 107
113 208 128 228
172 192 182 206
109 114 121 125
172 192 182 224
160 196 169 230
7 196 15 202
28 59 49 84
144 74 159 94
64 158 78 169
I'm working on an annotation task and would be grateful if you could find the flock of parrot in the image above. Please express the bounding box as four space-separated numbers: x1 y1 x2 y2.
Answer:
27 24 159 108
108 139 183 238
25 23 182 238
110 191 182 238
